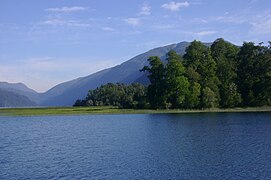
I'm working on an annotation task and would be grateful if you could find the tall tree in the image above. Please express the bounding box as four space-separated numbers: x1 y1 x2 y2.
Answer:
211 38 241 107
237 42 259 106
141 56 167 109
202 87 217 108
254 42 271 105
238 42 271 106
184 40 220 108
165 50 190 108
185 82 201 108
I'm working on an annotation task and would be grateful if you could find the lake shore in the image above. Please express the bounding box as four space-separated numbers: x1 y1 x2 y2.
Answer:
0 106 271 116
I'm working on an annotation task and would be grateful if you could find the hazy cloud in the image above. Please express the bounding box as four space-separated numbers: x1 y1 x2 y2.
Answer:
101 27 115 31
196 30 217 36
0 57 119 92
250 14 271 35
40 19 91 27
139 2 151 15
162 1 189 11
152 24 176 30
124 18 140 26
45 6 87 13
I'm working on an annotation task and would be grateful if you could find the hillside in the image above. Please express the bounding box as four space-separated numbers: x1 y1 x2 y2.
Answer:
0 41 212 107
0 89 37 107
40 41 197 106
0 82 40 103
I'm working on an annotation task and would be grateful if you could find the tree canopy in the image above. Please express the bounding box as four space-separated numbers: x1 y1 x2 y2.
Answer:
74 83 148 109
75 39 271 109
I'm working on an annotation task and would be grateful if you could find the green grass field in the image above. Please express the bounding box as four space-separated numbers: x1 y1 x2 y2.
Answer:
0 106 270 116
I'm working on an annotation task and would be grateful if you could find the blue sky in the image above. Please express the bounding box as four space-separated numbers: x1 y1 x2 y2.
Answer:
0 0 270 92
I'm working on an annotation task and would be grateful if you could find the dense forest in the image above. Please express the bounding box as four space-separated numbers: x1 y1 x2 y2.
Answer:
74 83 147 108
74 38 271 109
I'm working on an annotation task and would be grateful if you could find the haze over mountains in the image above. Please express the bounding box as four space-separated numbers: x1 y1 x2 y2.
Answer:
0 83 37 107
0 41 210 107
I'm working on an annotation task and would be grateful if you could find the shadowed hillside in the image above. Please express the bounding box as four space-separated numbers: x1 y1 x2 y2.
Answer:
0 89 36 107
40 41 198 106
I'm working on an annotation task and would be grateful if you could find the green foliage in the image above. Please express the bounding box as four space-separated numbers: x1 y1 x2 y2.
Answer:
221 83 242 108
74 83 148 109
165 50 190 108
185 82 201 108
184 40 220 108
237 42 271 106
141 56 167 109
75 39 271 109
211 38 241 107
184 40 207 70
202 87 217 108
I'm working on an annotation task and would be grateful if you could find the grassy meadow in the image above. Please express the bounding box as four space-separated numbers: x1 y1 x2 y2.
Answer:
0 106 270 116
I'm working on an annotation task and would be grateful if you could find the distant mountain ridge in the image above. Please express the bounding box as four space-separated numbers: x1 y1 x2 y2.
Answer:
0 89 36 107
40 41 209 106
0 81 36 93
0 82 40 104
0 41 211 107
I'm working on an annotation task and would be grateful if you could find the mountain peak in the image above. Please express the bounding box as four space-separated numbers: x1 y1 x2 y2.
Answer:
0 81 37 93
41 40 211 106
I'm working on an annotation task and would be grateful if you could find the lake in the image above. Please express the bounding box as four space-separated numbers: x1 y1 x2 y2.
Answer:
0 112 271 179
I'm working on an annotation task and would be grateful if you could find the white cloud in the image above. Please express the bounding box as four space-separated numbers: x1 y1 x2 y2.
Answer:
40 6 91 28
124 18 140 26
152 24 175 30
139 2 151 15
101 27 115 31
196 30 217 36
40 19 91 27
41 19 66 26
162 1 189 11
250 14 271 35
45 6 87 13
210 15 246 24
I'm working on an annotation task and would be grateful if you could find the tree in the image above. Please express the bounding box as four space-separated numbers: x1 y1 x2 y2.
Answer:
184 40 220 108
75 39 271 109
202 87 217 108
248 42 271 106
185 82 201 108
75 83 147 109
165 50 190 108
257 42 271 105
184 40 207 70
237 42 257 106
141 56 167 109
211 38 241 107
73 99 85 106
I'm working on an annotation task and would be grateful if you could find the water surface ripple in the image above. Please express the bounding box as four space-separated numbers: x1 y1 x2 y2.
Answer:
0 112 271 179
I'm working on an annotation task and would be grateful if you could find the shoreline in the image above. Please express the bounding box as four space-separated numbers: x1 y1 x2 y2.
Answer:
0 106 270 116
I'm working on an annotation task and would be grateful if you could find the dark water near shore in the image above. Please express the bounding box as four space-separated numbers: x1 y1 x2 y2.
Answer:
0 112 271 179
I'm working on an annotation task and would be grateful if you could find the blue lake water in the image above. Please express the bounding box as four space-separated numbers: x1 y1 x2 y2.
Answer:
0 112 271 179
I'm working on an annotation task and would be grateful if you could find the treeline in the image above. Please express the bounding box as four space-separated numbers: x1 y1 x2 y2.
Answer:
74 38 271 109
74 83 147 108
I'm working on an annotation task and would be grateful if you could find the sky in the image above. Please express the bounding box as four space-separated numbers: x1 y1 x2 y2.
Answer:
0 0 271 92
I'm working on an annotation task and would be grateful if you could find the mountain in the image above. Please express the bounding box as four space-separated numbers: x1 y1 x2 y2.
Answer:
40 41 202 106
0 41 211 107
0 89 37 107
0 82 40 103
0 82 36 93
